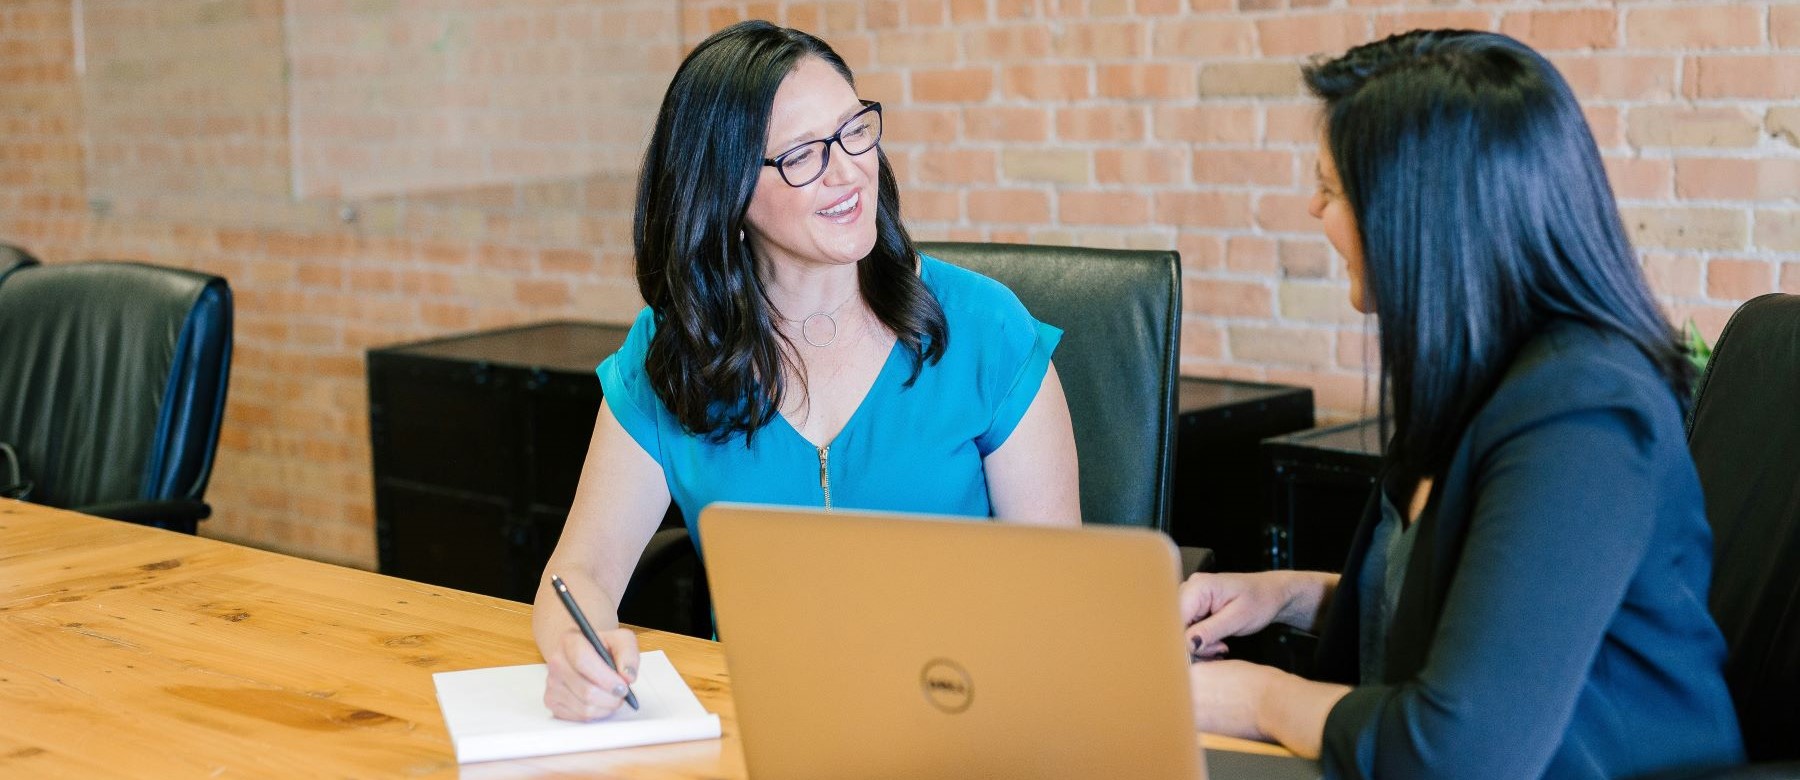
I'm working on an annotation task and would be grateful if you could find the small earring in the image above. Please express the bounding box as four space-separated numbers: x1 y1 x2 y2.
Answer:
739 229 745 242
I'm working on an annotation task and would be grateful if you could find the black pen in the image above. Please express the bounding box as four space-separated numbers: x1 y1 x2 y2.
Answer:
550 574 639 711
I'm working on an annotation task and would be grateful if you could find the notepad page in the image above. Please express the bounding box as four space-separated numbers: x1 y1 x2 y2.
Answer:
433 650 722 763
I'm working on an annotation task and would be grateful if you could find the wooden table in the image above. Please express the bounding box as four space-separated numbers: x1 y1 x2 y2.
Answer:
0 501 1287 777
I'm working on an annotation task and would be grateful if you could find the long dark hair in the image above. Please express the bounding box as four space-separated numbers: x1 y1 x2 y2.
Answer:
633 20 947 442
1303 30 1692 483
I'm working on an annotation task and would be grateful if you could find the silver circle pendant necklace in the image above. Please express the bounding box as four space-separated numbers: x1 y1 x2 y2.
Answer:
780 289 858 348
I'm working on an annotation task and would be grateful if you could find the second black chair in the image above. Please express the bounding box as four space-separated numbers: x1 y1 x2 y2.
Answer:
0 260 233 534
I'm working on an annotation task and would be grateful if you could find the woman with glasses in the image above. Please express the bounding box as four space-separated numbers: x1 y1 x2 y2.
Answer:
531 20 1079 722
1175 31 1743 778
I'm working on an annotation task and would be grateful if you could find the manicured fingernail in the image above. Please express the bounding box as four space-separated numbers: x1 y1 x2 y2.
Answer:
610 683 629 698
623 665 637 681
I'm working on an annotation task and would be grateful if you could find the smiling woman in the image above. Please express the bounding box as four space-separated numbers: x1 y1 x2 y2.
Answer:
528 20 1081 725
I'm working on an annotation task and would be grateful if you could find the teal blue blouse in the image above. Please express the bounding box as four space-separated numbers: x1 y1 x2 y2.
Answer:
598 256 1061 542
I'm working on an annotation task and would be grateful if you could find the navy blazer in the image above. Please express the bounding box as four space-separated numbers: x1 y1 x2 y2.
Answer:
1315 322 1744 779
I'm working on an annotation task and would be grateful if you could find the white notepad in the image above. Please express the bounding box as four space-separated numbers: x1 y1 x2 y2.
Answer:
433 650 722 763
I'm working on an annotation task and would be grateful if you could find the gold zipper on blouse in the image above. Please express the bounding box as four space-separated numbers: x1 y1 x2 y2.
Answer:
817 445 832 511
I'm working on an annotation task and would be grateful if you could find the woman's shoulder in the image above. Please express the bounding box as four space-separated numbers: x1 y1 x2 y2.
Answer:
917 254 1032 327
1476 321 1684 447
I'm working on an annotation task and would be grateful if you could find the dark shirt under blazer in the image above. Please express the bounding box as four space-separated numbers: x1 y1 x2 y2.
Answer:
1315 322 1745 779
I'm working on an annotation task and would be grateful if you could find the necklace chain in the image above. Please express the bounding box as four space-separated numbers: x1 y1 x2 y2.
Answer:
775 288 858 348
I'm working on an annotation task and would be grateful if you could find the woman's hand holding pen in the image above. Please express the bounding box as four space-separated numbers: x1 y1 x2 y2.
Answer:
543 623 641 722
1179 571 1337 661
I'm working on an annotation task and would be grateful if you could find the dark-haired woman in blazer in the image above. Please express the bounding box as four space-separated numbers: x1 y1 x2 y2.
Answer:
530 21 1080 724
1178 31 1744 779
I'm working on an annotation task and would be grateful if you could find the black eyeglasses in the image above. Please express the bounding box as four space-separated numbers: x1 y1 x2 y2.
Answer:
762 101 883 188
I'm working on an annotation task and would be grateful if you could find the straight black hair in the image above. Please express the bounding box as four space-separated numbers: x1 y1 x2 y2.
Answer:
1304 30 1693 483
633 20 947 442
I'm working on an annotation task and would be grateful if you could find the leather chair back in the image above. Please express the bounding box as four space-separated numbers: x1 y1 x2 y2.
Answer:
920 242 1181 530
0 261 233 532
1686 293 1800 762
1 243 37 283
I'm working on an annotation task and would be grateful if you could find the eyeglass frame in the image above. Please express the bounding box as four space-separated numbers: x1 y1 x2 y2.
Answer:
761 100 884 188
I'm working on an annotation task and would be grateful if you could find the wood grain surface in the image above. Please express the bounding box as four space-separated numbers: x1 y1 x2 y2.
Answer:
0 500 1285 778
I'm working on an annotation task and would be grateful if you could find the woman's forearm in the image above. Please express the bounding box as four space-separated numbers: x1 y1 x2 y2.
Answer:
1257 672 1353 759
1276 571 1341 633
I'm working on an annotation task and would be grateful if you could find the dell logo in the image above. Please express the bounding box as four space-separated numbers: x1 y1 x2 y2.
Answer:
919 658 974 714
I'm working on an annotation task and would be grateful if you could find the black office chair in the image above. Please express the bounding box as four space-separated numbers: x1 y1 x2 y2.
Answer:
1682 293 1800 773
920 241 1182 531
619 242 1196 637
1 242 38 283
0 261 233 534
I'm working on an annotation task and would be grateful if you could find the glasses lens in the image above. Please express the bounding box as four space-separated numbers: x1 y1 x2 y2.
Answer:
779 141 827 187
838 109 882 155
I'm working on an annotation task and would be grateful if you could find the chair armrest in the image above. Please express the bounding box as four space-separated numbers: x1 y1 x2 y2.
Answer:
74 499 210 534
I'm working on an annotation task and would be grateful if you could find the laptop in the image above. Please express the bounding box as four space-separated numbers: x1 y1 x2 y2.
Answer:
699 503 1205 779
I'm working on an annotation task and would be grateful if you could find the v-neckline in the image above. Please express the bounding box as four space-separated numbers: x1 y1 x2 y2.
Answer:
774 339 905 451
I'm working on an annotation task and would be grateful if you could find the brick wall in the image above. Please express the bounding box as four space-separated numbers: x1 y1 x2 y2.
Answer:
2 0 1795 567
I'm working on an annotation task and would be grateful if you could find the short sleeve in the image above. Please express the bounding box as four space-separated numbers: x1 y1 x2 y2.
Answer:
973 312 1063 457
596 307 666 466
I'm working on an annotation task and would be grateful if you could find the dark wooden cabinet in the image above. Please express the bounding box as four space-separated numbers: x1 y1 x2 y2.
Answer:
1243 418 1383 676
367 321 629 603
1169 377 1315 571
1262 418 1383 573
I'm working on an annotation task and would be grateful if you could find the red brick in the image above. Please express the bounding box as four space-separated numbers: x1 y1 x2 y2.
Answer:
1193 149 1295 187
1621 207 1748 251
1257 14 1369 58
966 26 1052 61
1060 191 1151 226
1256 193 1317 233
1628 106 1761 149
1097 63 1197 100
917 149 997 184
1550 56 1679 101
1229 325 1334 368
1627 6 1762 50
963 107 1050 142
1001 148 1089 184
1688 56 1800 100
1776 5 1800 49
1180 318 1225 361
967 189 1050 223
1154 191 1254 229
873 30 958 67
906 188 963 222
1153 105 1258 144
1198 62 1304 98
1760 210 1800 253
1676 158 1800 201
1225 236 1278 275
1178 232 1226 271
1373 11 1495 38
1052 21 1144 59
1603 156 1673 201
1151 18 1256 58
1279 239 1332 280
1095 148 1188 185
1185 278 1273 318
1001 64 1091 100
1280 280 1362 325
1705 258 1773 300
912 68 994 103
1055 105 1146 141
1500 9 1618 51
1642 253 1704 298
